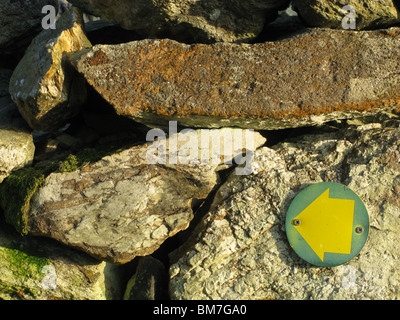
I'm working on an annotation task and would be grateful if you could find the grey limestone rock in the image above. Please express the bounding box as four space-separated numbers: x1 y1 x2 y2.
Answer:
2 128 265 264
169 119 400 300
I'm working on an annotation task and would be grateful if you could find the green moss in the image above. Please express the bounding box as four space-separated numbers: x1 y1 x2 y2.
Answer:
57 154 80 173
1 247 50 280
0 167 47 235
0 245 51 299
0 143 136 235
56 148 112 173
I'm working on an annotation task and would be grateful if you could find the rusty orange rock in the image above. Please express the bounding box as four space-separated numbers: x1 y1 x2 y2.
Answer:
72 28 400 130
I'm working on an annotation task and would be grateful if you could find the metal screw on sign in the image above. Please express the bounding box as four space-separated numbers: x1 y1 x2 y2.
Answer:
355 226 364 234
285 182 369 267
292 219 301 226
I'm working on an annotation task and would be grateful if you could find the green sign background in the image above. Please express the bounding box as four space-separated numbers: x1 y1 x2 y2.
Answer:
285 182 369 267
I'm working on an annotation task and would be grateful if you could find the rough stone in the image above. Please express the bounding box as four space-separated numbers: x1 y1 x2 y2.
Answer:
1 128 265 264
0 216 122 300
169 119 400 300
0 69 35 184
293 0 400 30
72 28 400 131
0 0 59 55
123 256 168 300
9 8 91 132
68 0 290 43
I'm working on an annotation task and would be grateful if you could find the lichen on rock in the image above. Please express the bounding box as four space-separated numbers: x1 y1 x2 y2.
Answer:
3 0 400 301
71 28 400 131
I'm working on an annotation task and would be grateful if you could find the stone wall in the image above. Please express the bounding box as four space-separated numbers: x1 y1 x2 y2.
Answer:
1 0 400 301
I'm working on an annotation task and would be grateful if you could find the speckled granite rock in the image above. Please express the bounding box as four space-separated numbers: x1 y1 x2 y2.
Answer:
169 119 400 300
72 28 400 130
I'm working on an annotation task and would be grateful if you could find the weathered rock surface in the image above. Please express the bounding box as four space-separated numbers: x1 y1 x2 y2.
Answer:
68 0 290 43
9 8 91 132
123 256 168 300
72 28 400 131
0 0 59 55
0 69 35 184
0 129 265 264
0 216 122 300
169 119 400 300
293 0 400 30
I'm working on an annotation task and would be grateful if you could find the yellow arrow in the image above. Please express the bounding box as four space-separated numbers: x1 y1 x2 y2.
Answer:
293 188 355 262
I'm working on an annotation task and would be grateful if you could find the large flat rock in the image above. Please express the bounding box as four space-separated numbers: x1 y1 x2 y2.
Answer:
72 28 400 131
0 128 265 264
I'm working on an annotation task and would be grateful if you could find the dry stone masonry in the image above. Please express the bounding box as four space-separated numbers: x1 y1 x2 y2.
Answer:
1 0 400 301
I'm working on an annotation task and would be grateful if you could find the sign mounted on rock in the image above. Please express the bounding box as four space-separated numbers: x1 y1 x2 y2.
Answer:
285 182 369 267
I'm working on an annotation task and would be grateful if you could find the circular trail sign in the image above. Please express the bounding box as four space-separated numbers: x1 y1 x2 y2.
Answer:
285 182 369 267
